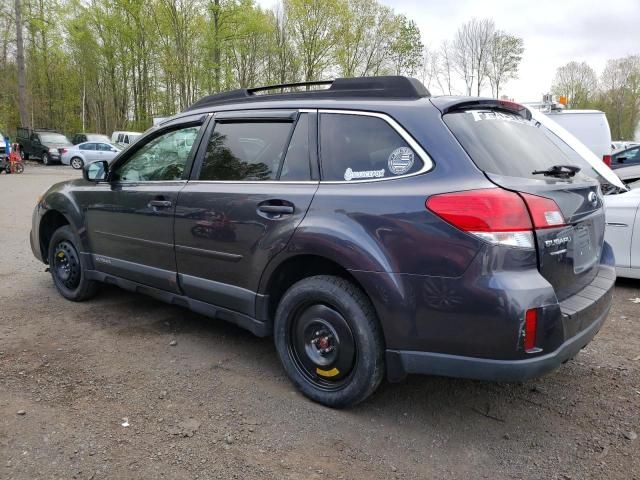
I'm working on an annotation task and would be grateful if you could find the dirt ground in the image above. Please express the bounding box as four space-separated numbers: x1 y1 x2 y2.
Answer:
0 165 638 480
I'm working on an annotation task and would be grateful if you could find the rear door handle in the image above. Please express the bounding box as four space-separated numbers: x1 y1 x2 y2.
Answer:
148 200 172 208
258 205 294 214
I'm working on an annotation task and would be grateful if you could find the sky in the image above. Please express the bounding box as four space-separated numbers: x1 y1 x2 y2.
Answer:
256 0 640 102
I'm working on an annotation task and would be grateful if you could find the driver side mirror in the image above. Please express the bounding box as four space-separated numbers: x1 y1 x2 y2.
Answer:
83 160 109 182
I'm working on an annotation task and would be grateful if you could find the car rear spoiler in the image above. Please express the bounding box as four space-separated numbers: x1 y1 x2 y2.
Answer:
430 97 532 120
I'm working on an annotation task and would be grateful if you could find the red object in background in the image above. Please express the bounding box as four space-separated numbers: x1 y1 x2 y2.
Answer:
603 155 612 166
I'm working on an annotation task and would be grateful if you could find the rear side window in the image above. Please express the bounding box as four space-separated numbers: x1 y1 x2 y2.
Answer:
199 122 293 181
444 110 594 180
80 143 96 151
320 113 422 181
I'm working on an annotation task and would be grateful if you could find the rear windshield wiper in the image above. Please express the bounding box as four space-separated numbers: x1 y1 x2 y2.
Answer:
532 164 581 178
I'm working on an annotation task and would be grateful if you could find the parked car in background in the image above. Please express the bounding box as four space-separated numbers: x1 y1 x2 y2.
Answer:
610 145 640 170
16 128 73 165
604 188 640 278
0 130 7 159
111 131 141 147
31 77 616 407
61 141 121 169
71 133 111 145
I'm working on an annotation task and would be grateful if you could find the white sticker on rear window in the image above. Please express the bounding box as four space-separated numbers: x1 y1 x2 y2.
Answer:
388 147 415 175
470 110 529 125
343 167 385 181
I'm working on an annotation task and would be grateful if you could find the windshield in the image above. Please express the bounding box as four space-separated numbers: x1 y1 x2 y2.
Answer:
40 133 70 144
444 110 597 182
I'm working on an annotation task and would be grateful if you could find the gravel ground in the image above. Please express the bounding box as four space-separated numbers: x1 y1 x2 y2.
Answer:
1 166 639 479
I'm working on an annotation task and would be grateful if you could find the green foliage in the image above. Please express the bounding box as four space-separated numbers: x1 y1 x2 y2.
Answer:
552 57 640 141
0 0 428 136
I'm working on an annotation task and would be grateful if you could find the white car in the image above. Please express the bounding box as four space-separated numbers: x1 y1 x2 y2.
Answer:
604 188 640 278
61 141 122 169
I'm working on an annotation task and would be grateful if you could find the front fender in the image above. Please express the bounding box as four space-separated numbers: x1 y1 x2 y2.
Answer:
35 181 89 257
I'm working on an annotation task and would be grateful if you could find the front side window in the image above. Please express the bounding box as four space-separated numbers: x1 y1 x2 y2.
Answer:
199 121 293 181
112 125 200 182
319 113 422 181
97 143 115 151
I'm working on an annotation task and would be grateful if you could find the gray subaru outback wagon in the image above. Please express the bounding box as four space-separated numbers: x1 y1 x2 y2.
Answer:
31 77 615 407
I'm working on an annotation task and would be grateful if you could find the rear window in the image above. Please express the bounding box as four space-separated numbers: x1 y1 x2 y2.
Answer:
444 110 596 181
320 113 423 181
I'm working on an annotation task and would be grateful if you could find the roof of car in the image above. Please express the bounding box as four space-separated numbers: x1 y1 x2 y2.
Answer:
185 76 431 113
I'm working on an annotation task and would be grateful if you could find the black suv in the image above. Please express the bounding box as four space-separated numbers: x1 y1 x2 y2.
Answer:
17 127 72 165
31 77 615 407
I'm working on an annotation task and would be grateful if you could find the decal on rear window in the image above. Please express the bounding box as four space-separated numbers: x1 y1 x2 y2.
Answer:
343 167 385 181
470 110 530 125
388 147 415 175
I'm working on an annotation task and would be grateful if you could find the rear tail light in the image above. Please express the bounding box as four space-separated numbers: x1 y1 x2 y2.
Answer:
603 155 611 166
519 193 566 229
59 148 67 155
524 308 538 352
426 188 565 248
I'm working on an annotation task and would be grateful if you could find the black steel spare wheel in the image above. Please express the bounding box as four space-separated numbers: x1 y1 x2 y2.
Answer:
53 240 81 290
289 303 357 390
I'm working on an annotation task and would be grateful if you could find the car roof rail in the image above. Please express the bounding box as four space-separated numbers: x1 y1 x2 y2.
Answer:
185 76 430 111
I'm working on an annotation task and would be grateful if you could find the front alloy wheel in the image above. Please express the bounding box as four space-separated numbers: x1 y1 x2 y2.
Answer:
42 153 50 165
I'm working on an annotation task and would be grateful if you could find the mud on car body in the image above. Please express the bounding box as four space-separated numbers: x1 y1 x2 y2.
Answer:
31 77 615 407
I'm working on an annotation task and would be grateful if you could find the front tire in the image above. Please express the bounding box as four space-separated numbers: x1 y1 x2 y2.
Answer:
42 152 50 165
274 275 385 408
47 225 98 301
70 157 84 169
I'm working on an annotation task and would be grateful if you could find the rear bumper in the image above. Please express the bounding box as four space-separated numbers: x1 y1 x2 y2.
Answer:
386 297 609 382
385 262 615 382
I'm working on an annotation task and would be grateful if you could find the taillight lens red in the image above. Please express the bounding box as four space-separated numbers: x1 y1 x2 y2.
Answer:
603 155 611 166
60 148 67 155
524 308 538 352
426 188 565 249
520 192 566 229
426 189 532 232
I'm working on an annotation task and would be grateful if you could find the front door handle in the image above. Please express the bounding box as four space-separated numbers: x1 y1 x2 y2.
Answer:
148 200 172 208
257 205 294 214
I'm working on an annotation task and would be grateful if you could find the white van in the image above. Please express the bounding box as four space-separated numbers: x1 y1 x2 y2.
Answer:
111 131 142 147
525 100 612 165
544 110 612 165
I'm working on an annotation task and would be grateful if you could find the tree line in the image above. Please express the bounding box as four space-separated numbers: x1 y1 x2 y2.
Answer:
0 0 527 137
552 57 640 141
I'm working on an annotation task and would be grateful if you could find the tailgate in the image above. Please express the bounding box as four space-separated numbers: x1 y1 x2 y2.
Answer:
443 106 605 301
